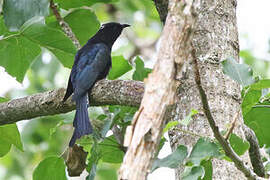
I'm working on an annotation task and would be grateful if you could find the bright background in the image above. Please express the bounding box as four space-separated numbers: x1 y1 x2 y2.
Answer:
0 0 270 180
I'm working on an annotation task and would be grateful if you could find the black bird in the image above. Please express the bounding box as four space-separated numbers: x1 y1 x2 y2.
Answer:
63 22 130 146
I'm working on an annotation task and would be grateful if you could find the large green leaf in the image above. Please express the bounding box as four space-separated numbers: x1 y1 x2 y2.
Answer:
242 79 270 116
0 138 11 157
229 133 250 156
46 8 100 46
222 57 255 87
3 0 49 31
152 145 188 172
0 16 15 36
21 17 77 67
189 138 220 165
54 0 119 10
64 9 100 45
0 123 23 151
0 36 41 82
132 56 152 81
33 156 67 180
108 56 132 80
182 166 205 180
244 104 270 147
99 135 124 163
0 17 77 81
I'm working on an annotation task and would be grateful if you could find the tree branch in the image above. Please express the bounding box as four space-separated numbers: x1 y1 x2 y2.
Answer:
50 0 81 49
0 80 144 125
243 125 265 177
193 51 259 180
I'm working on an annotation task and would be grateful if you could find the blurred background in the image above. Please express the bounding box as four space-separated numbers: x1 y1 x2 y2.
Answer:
0 0 270 180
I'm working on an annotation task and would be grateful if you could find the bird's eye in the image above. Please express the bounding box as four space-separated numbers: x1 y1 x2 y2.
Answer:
100 25 105 29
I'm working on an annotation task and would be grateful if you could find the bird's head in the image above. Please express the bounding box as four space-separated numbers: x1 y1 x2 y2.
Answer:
92 22 130 48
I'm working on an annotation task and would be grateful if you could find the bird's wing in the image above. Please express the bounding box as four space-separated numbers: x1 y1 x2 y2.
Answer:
72 43 110 100
63 52 81 102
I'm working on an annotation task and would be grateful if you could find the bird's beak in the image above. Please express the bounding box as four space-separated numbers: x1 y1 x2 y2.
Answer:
121 24 130 28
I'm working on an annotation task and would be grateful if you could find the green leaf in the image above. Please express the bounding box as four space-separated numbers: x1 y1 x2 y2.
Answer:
152 145 188 172
3 0 49 31
0 35 41 82
182 166 205 180
0 138 11 157
0 124 23 151
99 135 124 163
229 133 250 156
54 0 119 10
189 138 220 165
244 104 270 147
109 105 137 125
242 79 270 116
249 79 270 90
0 17 77 81
180 109 198 126
242 89 261 117
222 57 255 87
200 160 212 180
132 56 152 81
108 56 132 80
33 156 67 180
21 17 77 68
64 9 100 45
163 121 179 134
0 16 14 36
0 97 8 103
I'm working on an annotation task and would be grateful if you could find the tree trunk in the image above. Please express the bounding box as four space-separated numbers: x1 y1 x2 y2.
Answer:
167 0 251 179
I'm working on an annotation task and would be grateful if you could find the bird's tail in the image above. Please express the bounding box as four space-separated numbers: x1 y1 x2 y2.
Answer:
69 95 93 146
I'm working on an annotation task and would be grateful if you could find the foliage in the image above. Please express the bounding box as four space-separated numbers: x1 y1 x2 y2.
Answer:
0 0 270 179
33 156 67 180
222 57 255 87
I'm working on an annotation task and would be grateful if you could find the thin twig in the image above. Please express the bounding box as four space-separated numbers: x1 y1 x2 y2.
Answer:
50 0 81 49
192 50 259 180
224 110 240 141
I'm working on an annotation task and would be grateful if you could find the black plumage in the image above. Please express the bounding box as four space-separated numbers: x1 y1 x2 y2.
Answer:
63 22 130 146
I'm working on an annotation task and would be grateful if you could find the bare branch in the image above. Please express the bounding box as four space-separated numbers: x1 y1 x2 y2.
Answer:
0 80 144 125
193 52 259 180
50 0 81 49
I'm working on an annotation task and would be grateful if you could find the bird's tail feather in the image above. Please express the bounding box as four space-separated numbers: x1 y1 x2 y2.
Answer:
69 95 92 146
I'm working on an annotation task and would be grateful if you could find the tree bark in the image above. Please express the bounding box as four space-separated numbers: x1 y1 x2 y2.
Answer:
166 0 252 179
118 0 194 179
0 80 143 125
